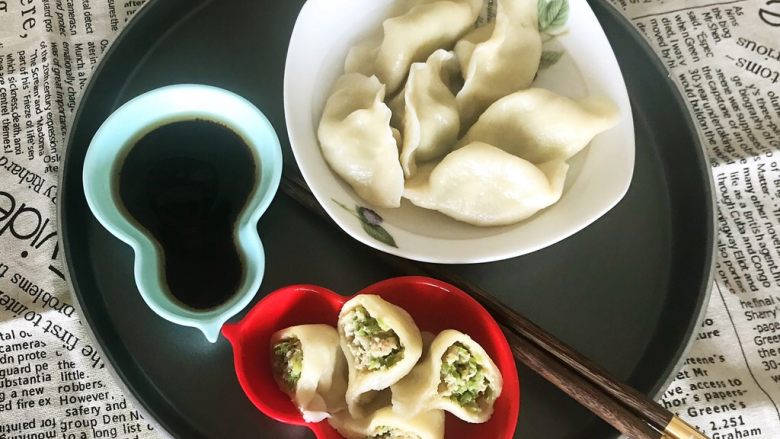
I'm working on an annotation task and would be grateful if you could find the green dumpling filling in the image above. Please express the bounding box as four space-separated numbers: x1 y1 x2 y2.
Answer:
368 425 421 439
342 306 403 371
272 337 303 390
439 342 491 410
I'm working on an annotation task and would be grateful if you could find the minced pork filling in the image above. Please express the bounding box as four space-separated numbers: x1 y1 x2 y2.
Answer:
369 426 421 439
273 337 303 390
439 342 491 410
342 306 403 371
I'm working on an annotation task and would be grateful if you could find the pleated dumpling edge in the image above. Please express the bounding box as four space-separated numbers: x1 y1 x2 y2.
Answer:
317 73 404 209
346 0 483 95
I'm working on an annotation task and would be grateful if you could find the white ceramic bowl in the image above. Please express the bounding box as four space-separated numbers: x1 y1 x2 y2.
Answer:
284 0 635 264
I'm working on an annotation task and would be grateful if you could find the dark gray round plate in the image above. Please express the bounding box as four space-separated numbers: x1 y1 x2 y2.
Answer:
59 0 714 437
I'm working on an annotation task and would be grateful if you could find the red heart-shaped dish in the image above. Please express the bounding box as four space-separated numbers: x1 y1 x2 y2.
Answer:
222 276 520 438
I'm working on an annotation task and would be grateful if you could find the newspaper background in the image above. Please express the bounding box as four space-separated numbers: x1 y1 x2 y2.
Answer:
0 0 779 438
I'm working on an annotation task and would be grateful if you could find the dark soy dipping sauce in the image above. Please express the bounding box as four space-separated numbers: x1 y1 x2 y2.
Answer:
118 120 256 310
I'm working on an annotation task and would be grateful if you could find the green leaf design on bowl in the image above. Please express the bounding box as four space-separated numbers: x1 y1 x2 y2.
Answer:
333 199 398 248
538 0 570 33
536 0 569 70
360 221 397 248
538 50 564 70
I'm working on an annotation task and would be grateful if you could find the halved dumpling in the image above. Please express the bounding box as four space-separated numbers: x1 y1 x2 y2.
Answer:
338 295 423 418
270 324 347 422
391 329 503 423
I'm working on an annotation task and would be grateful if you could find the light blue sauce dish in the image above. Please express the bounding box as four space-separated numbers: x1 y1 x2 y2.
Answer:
82 84 282 343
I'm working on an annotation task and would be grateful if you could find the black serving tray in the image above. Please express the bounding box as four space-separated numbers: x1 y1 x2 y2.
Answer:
59 0 714 437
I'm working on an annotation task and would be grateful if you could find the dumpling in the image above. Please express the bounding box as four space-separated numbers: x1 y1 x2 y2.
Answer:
346 0 483 94
270 324 347 422
455 0 542 127
403 142 568 226
338 295 423 418
329 405 444 439
392 49 461 177
459 88 620 163
391 329 502 423
317 73 404 208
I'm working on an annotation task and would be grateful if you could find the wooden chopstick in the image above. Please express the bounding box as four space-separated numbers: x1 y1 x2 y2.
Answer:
278 170 708 439
503 327 660 439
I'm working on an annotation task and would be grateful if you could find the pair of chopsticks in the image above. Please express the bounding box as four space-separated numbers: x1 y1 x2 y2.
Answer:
279 169 708 439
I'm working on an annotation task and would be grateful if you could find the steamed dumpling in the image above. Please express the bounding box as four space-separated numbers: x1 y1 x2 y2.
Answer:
317 73 404 208
346 0 483 94
404 142 568 226
338 295 423 418
459 88 620 163
455 0 542 127
270 325 347 422
391 329 502 423
391 49 461 177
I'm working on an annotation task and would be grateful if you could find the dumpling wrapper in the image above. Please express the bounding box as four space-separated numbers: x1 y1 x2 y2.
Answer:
451 20 493 69
338 295 423 418
327 410 371 439
389 49 461 177
327 389 390 438
317 73 404 208
391 329 503 423
459 88 620 163
367 407 444 439
270 324 347 422
403 142 568 226
346 0 482 95
455 0 541 128
329 405 444 439
327 383 441 439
